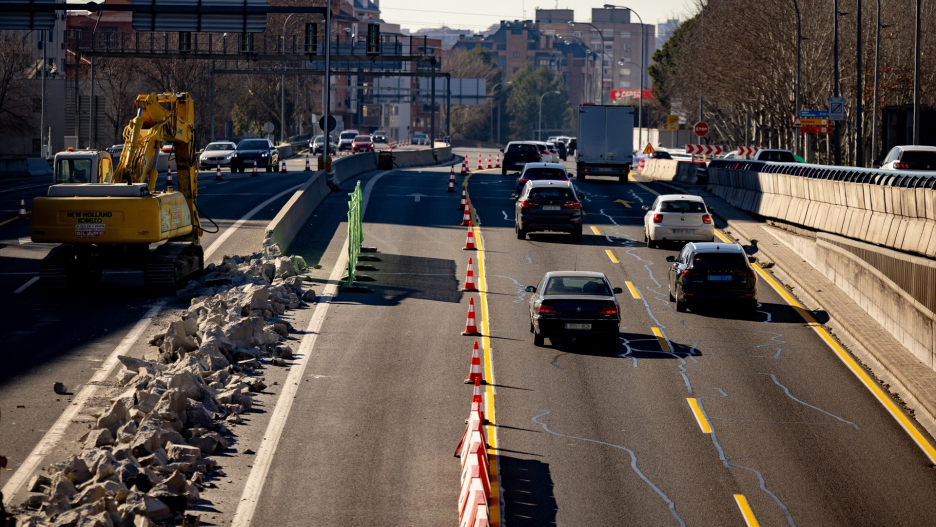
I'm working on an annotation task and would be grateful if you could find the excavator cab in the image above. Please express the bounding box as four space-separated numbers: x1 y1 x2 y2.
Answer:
53 149 113 184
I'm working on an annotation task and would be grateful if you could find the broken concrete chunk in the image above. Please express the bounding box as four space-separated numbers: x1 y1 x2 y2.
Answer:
53 382 67 394
28 474 52 493
63 456 93 485
119 492 172 522
116 356 165 373
84 429 114 449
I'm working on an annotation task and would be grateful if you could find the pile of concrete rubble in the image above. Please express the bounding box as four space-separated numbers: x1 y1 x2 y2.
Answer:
15 244 313 527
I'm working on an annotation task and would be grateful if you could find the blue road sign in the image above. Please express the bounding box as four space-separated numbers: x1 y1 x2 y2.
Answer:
800 110 829 118
829 97 845 121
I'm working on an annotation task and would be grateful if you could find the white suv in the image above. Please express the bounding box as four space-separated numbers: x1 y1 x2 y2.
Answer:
643 194 715 248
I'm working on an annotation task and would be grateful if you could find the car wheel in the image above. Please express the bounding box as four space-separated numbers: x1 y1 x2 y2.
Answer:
647 236 657 249
619 174 628 183
502 168 507 176
534 332 545 347
530 320 534 333
675 294 688 313
516 223 526 240
576 173 585 182
571 226 583 241
668 286 675 302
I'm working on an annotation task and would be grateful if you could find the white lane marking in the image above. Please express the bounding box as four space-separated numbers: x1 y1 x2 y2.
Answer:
231 170 391 527
203 184 301 261
13 276 38 294
1 301 165 501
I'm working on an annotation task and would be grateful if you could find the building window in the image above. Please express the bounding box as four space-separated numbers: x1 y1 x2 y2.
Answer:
590 31 600 41
620 81 632 88
512 51 519 58
620 31 631 39
573 31 583 38
621 44 631 52
604 43 613 51
619 68 631 76
544 29 555 36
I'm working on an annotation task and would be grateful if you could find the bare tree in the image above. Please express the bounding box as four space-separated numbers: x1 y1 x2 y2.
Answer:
0 33 38 133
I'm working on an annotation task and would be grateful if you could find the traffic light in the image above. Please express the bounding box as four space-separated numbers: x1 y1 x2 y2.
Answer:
366 23 380 55
305 23 318 53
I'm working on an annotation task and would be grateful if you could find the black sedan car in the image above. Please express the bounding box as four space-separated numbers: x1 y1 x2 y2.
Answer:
501 141 543 175
515 179 582 240
526 271 623 347
666 242 758 312
230 138 280 173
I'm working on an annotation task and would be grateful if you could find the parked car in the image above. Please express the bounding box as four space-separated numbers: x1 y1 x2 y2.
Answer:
526 271 623 347
412 132 430 145
351 135 375 153
337 130 359 151
514 162 571 197
309 135 337 155
198 141 237 169
372 130 388 143
643 194 715 247
666 242 758 312
515 179 582 240
230 138 280 172
501 141 544 175
879 145 936 171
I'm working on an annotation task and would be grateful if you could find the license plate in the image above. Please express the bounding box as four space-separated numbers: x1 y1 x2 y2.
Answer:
565 323 591 330
543 205 560 211
673 229 693 234
516 162 526 166
708 275 733 281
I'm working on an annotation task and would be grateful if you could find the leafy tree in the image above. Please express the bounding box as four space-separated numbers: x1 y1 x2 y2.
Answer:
505 63 570 141
649 15 697 109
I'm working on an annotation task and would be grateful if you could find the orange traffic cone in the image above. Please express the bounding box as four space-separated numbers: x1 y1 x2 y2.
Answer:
251 159 258 176
466 341 484 384
281 161 288 173
486 154 492 169
463 258 478 292
461 201 472 226
458 188 467 210
305 154 312 171
166 168 173 190
18 196 27 219
495 154 501 168
463 221 477 250
462 297 480 335
476 153 483 170
447 166 456 192
215 164 222 180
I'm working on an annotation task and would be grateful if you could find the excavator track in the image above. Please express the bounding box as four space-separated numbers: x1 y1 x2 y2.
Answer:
144 242 203 295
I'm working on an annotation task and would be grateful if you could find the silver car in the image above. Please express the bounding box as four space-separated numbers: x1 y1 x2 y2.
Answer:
199 141 237 169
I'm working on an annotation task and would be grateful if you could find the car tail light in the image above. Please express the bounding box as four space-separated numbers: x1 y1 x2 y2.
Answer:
679 270 692 280
895 162 910 169
702 214 712 224
582 167 589 172
520 200 539 208
562 201 582 209
538 304 557 314
653 214 663 223
600 305 618 316
518 177 530 187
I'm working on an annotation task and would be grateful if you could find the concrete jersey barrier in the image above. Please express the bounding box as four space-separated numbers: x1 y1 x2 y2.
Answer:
640 158 704 185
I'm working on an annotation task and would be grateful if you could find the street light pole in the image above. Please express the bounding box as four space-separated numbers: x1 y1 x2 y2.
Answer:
559 36 598 104
281 13 295 145
855 0 863 166
539 90 560 141
490 82 502 144
569 21 607 104
912 0 921 145
833 0 842 165
872 0 888 162
793 0 802 157
602 5 646 152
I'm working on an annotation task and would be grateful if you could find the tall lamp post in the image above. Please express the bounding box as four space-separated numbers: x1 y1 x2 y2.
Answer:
603 5 645 151
281 13 295 145
912 0 921 144
793 0 802 157
855 0 863 166
871 0 890 162
539 90 561 141
490 81 509 144
833 1 847 165
558 35 599 104
568 20 607 104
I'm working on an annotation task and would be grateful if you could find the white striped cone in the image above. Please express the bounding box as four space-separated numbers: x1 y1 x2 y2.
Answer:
166 168 173 189
459 189 467 210
471 400 486 427
18 196 27 219
280 161 288 173
476 153 483 170
455 407 487 457
472 506 491 527
465 339 483 381
305 154 311 171
447 167 456 192
495 154 501 168
251 159 258 176
462 157 469 175
463 258 478 292
460 444 491 499
486 154 492 169
215 164 222 180
463 221 476 250
461 201 471 226
458 476 489 527
462 297 480 335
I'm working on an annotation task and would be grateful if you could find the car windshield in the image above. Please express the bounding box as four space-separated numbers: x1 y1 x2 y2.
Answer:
237 140 268 150
313 136 325 144
660 200 706 213
529 187 575 200
691 252 749 270
340 132 357 139
354 136 371 142
507 144 538 154
414 134 428 139
545 277 610 296
206 142 234 151
901 151 936 165
523 168 567 180
759 151 796 162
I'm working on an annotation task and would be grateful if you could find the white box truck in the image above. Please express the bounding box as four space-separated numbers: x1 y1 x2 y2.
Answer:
574 105 635 182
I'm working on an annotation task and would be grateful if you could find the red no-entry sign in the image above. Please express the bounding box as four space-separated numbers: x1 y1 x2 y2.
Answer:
694 121 709 137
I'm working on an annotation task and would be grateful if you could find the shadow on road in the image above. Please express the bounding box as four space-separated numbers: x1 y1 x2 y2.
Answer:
500 455 558 526
339 252 461 306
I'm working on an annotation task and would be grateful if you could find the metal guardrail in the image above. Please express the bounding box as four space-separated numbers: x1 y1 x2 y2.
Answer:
708 160 936 188
345 181 363 288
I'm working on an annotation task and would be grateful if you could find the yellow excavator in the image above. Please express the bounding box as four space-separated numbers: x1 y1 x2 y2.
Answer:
30 92 205 294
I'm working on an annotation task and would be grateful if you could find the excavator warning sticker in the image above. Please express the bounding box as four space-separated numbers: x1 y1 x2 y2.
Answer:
171 205 182 228
75 224 105 238
160 209 170 232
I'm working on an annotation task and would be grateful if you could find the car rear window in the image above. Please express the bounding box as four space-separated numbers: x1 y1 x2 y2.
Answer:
691 253 748 269
507 144 538 154
523 168 567 180
545 277 610 296
660 200 706 213
354 136 371 142
901 151 936 165
529 187 575 200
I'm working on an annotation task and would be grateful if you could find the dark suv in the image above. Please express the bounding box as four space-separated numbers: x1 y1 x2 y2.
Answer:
501 142 543 175
515 180 583 240
666 242 758 312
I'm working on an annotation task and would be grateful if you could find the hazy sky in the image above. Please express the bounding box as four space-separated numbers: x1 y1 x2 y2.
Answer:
378 0 696 33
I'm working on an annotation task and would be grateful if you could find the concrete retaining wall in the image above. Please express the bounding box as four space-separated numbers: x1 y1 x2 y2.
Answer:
641 158 703 185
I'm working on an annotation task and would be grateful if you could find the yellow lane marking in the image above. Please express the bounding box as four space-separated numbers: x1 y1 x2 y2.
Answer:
628 173 660 196
650 326 671 352
716 227 936 464
590 226 601 235
465 174 502 524
734 494 760 526
614 198 632 208
687 398 713 434
605 250 619 263
0 211 29 227
625 281 641 299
